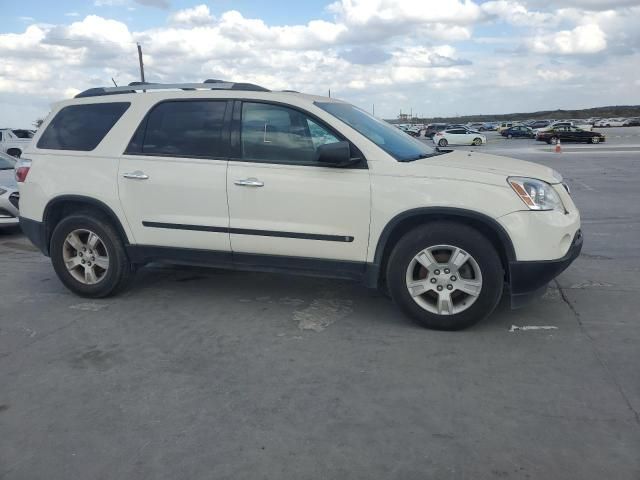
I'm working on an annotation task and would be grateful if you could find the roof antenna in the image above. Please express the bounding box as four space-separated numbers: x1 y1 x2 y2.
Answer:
111 78 118 87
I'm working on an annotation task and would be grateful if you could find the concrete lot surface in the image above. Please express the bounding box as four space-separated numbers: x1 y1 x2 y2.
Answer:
1 133 639 479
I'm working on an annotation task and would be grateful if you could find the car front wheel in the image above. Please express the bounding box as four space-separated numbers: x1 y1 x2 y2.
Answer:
50 213 132 297
386 222 504 330
549 137 559 145
591 136 600 144
473 137 483 145
438 139 448 147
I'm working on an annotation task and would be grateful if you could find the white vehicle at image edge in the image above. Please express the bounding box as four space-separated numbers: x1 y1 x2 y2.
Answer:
0 151 20 226
0 128 34 158
16 81 582 330
433 128 486 147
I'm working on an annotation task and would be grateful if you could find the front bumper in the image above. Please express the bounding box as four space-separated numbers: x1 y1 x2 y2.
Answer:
509 229 582 308
19 217 49 255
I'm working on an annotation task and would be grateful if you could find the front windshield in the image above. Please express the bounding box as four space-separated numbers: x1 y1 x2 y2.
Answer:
315 102 440 161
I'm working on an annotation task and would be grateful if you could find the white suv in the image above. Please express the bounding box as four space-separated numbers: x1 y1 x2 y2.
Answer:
17 81 582 330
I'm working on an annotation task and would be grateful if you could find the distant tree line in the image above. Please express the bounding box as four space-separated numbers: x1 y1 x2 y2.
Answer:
388 105 640 124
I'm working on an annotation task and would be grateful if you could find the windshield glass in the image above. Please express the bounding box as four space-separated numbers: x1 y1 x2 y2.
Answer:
315 102 440 161
0 157 15 169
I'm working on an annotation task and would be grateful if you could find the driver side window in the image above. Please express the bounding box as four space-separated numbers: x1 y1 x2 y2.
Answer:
240 102 340 165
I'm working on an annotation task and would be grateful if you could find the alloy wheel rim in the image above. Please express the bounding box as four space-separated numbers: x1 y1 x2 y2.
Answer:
405 244 483 315
62 229 109 285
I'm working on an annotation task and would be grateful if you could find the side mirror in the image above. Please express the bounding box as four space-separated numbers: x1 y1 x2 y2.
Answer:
316 141 359 167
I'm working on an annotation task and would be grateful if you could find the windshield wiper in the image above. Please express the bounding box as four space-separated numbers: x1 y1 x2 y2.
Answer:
401 150 451 162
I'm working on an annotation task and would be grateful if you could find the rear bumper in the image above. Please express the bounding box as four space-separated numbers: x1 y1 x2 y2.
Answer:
509 229 582 308
19 216 49 255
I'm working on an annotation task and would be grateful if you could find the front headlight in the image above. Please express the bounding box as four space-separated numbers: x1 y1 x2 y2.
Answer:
507 177 564 211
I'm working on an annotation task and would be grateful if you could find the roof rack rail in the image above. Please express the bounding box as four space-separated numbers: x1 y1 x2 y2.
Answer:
74 81 270 98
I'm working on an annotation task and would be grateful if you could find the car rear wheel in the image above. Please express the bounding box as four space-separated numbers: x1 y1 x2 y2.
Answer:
438 139 448 147
591 136 600 144
50 213 132 297
386 222 504 330
507 134 513 139
472 137 483 145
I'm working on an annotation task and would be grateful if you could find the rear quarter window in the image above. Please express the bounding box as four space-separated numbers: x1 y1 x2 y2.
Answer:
37 102 130 151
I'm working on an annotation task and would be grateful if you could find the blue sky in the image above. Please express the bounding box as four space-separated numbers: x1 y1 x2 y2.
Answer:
1 0 639 127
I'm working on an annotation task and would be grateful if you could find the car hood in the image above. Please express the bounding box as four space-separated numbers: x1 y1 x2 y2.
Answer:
0 169 17 189
416 150 562 184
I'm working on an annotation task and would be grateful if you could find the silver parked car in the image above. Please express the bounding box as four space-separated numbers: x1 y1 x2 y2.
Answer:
0 151 19 227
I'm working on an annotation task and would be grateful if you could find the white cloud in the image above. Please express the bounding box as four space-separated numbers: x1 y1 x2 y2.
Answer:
482 1 554 27
168 4 213 26
530 24 607 54
536 68 574 81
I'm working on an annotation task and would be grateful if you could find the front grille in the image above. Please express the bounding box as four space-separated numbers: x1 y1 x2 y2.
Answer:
9 192 19 209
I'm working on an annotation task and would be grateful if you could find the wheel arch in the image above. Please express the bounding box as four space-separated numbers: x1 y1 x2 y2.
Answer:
365 207 516 289
6 148 22 158
42 195 130 255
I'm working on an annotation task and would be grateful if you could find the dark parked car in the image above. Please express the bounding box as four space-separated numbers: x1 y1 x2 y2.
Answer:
479 122 497 131
501 126 535 139
424 123 448 138
536 126 605 144
528 120 551 129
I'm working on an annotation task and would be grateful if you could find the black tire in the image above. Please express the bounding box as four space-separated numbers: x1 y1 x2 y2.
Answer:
549 136 558 145
386 222 504 330
438 139 448 147
473 137 483 145
50 212 132 297
591 136 600 144
507 134 513 139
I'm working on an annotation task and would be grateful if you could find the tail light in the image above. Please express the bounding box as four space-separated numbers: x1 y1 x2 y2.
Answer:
15 158 32 183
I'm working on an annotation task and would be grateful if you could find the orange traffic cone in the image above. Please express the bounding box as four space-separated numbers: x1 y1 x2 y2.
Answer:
555 139 562 153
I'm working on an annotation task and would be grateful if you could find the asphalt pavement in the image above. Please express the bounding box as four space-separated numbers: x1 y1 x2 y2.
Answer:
1 130 639 479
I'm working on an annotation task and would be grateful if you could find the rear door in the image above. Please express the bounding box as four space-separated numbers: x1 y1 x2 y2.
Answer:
226 100 370 263
118 99 232 251
449 128 469 144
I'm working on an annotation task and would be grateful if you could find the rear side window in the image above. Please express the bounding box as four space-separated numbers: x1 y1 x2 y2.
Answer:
37 103 130 151
12 129 34 139
128 101 227 158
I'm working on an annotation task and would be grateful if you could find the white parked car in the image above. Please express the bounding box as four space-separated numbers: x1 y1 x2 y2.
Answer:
497 122 519 133
595 118 625 128
535 121 592 133
17 81 581 330
0 128 34 158
432 127 487 147
0 151 19 227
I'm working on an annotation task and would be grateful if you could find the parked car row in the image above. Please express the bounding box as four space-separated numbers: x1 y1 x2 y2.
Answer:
396 115 639 141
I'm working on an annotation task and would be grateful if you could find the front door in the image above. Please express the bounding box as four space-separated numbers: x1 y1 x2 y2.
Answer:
118 99 231 252
226 101 371 263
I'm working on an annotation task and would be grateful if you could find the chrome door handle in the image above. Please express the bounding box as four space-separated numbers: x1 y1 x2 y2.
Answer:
122 171 149 180
234 178 264 187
